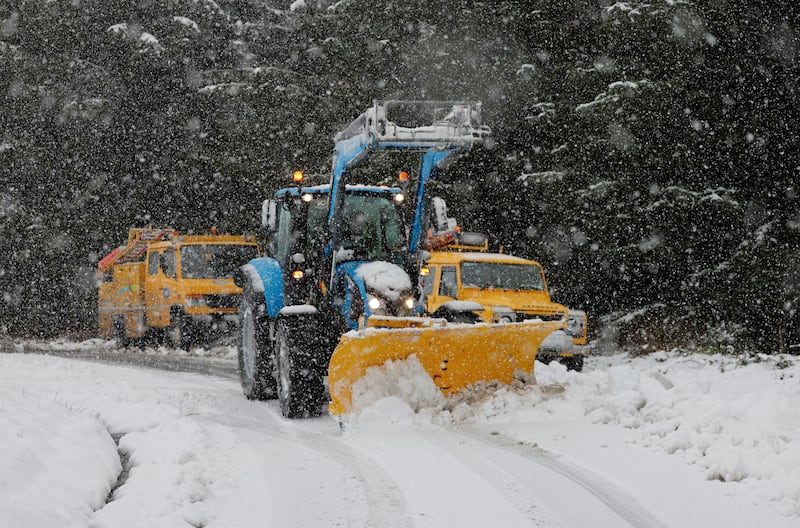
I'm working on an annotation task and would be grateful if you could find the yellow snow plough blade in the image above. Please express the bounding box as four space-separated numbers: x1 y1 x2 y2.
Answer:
327 317 566 416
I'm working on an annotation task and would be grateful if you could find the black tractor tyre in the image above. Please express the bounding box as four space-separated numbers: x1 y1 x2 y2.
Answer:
238 286 277 400
166 308 191 350
274 315 331 419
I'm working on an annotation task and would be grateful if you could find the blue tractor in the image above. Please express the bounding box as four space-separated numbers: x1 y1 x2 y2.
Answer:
237 101 493 418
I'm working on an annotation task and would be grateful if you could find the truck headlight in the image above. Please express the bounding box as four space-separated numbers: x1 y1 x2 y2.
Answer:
403 297 415 310
368 296 381 310
185 295 206 307
491 306 516 324
564 310 587 338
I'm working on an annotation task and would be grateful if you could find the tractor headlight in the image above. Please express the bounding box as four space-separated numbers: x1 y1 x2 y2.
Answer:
366 294 387 316
366 292 414 317
368 296 381 311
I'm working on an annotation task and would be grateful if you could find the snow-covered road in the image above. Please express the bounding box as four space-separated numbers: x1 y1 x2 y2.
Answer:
1 344 798 528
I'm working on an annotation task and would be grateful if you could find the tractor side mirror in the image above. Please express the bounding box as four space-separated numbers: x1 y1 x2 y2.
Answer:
262 199 278 232
432 197 449 233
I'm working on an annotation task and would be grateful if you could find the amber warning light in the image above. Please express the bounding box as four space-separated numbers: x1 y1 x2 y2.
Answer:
292 170 304 183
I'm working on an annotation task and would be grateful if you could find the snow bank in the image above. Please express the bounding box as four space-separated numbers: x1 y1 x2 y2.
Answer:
0 354 276 528
347 351 800 516
0 390 121 528
6 337 237 359
349 355 445 417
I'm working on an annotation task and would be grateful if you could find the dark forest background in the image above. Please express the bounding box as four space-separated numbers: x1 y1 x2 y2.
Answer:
1 0 798 353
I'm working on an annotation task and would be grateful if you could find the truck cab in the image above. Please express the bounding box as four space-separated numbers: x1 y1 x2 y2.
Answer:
143 235 260 335
97 228 259 348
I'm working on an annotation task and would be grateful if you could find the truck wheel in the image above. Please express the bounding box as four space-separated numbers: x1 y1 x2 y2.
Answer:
238 288 277 400
275 316 326 418
537 354 555 365
167 309 190 350
564 355 584 372
113 317 133 348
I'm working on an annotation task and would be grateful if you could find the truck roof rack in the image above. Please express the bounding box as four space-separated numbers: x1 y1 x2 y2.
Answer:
97 227 174 273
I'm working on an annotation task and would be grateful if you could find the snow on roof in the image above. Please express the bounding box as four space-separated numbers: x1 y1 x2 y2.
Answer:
356 261 411 301
428 251 538 265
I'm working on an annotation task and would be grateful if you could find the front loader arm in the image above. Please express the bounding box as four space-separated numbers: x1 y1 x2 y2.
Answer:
326 101 490 282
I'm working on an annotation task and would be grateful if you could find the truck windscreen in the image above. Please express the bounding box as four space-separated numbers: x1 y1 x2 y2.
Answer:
460 262 545 291
180 244 259 279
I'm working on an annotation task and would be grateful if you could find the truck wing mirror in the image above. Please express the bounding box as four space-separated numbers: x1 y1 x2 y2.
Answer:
262 199 278 232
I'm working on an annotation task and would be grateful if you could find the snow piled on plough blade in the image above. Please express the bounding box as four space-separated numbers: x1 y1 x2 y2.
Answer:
327 317 566 416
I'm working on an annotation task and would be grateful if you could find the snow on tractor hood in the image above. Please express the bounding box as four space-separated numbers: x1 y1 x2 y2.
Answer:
351 261 412 301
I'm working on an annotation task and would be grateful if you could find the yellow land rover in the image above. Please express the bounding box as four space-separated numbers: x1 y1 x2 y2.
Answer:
420 248 590 370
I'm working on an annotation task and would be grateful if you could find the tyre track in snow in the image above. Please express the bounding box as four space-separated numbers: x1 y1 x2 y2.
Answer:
6 346 240 378
274 417 415 528
10 345 665 527
174 394 414 528
11 347 411 526
455 427 671 528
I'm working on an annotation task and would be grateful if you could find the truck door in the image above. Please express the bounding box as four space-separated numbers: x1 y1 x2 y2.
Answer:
144 249 171 327
439 266 457 299
421 265 439 313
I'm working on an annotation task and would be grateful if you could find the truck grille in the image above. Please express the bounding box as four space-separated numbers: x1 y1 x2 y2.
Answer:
205 294 239 309
516 312 564 322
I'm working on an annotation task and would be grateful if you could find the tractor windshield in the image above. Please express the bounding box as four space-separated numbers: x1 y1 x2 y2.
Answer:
336 194 404 262
180 244 259 279
460 262 545 291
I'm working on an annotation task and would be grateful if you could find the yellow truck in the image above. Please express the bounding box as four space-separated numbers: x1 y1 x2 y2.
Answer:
97 228 259 348
419 205 590 370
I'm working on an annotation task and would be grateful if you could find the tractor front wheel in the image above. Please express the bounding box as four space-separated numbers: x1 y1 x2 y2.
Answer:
275 316 327 418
